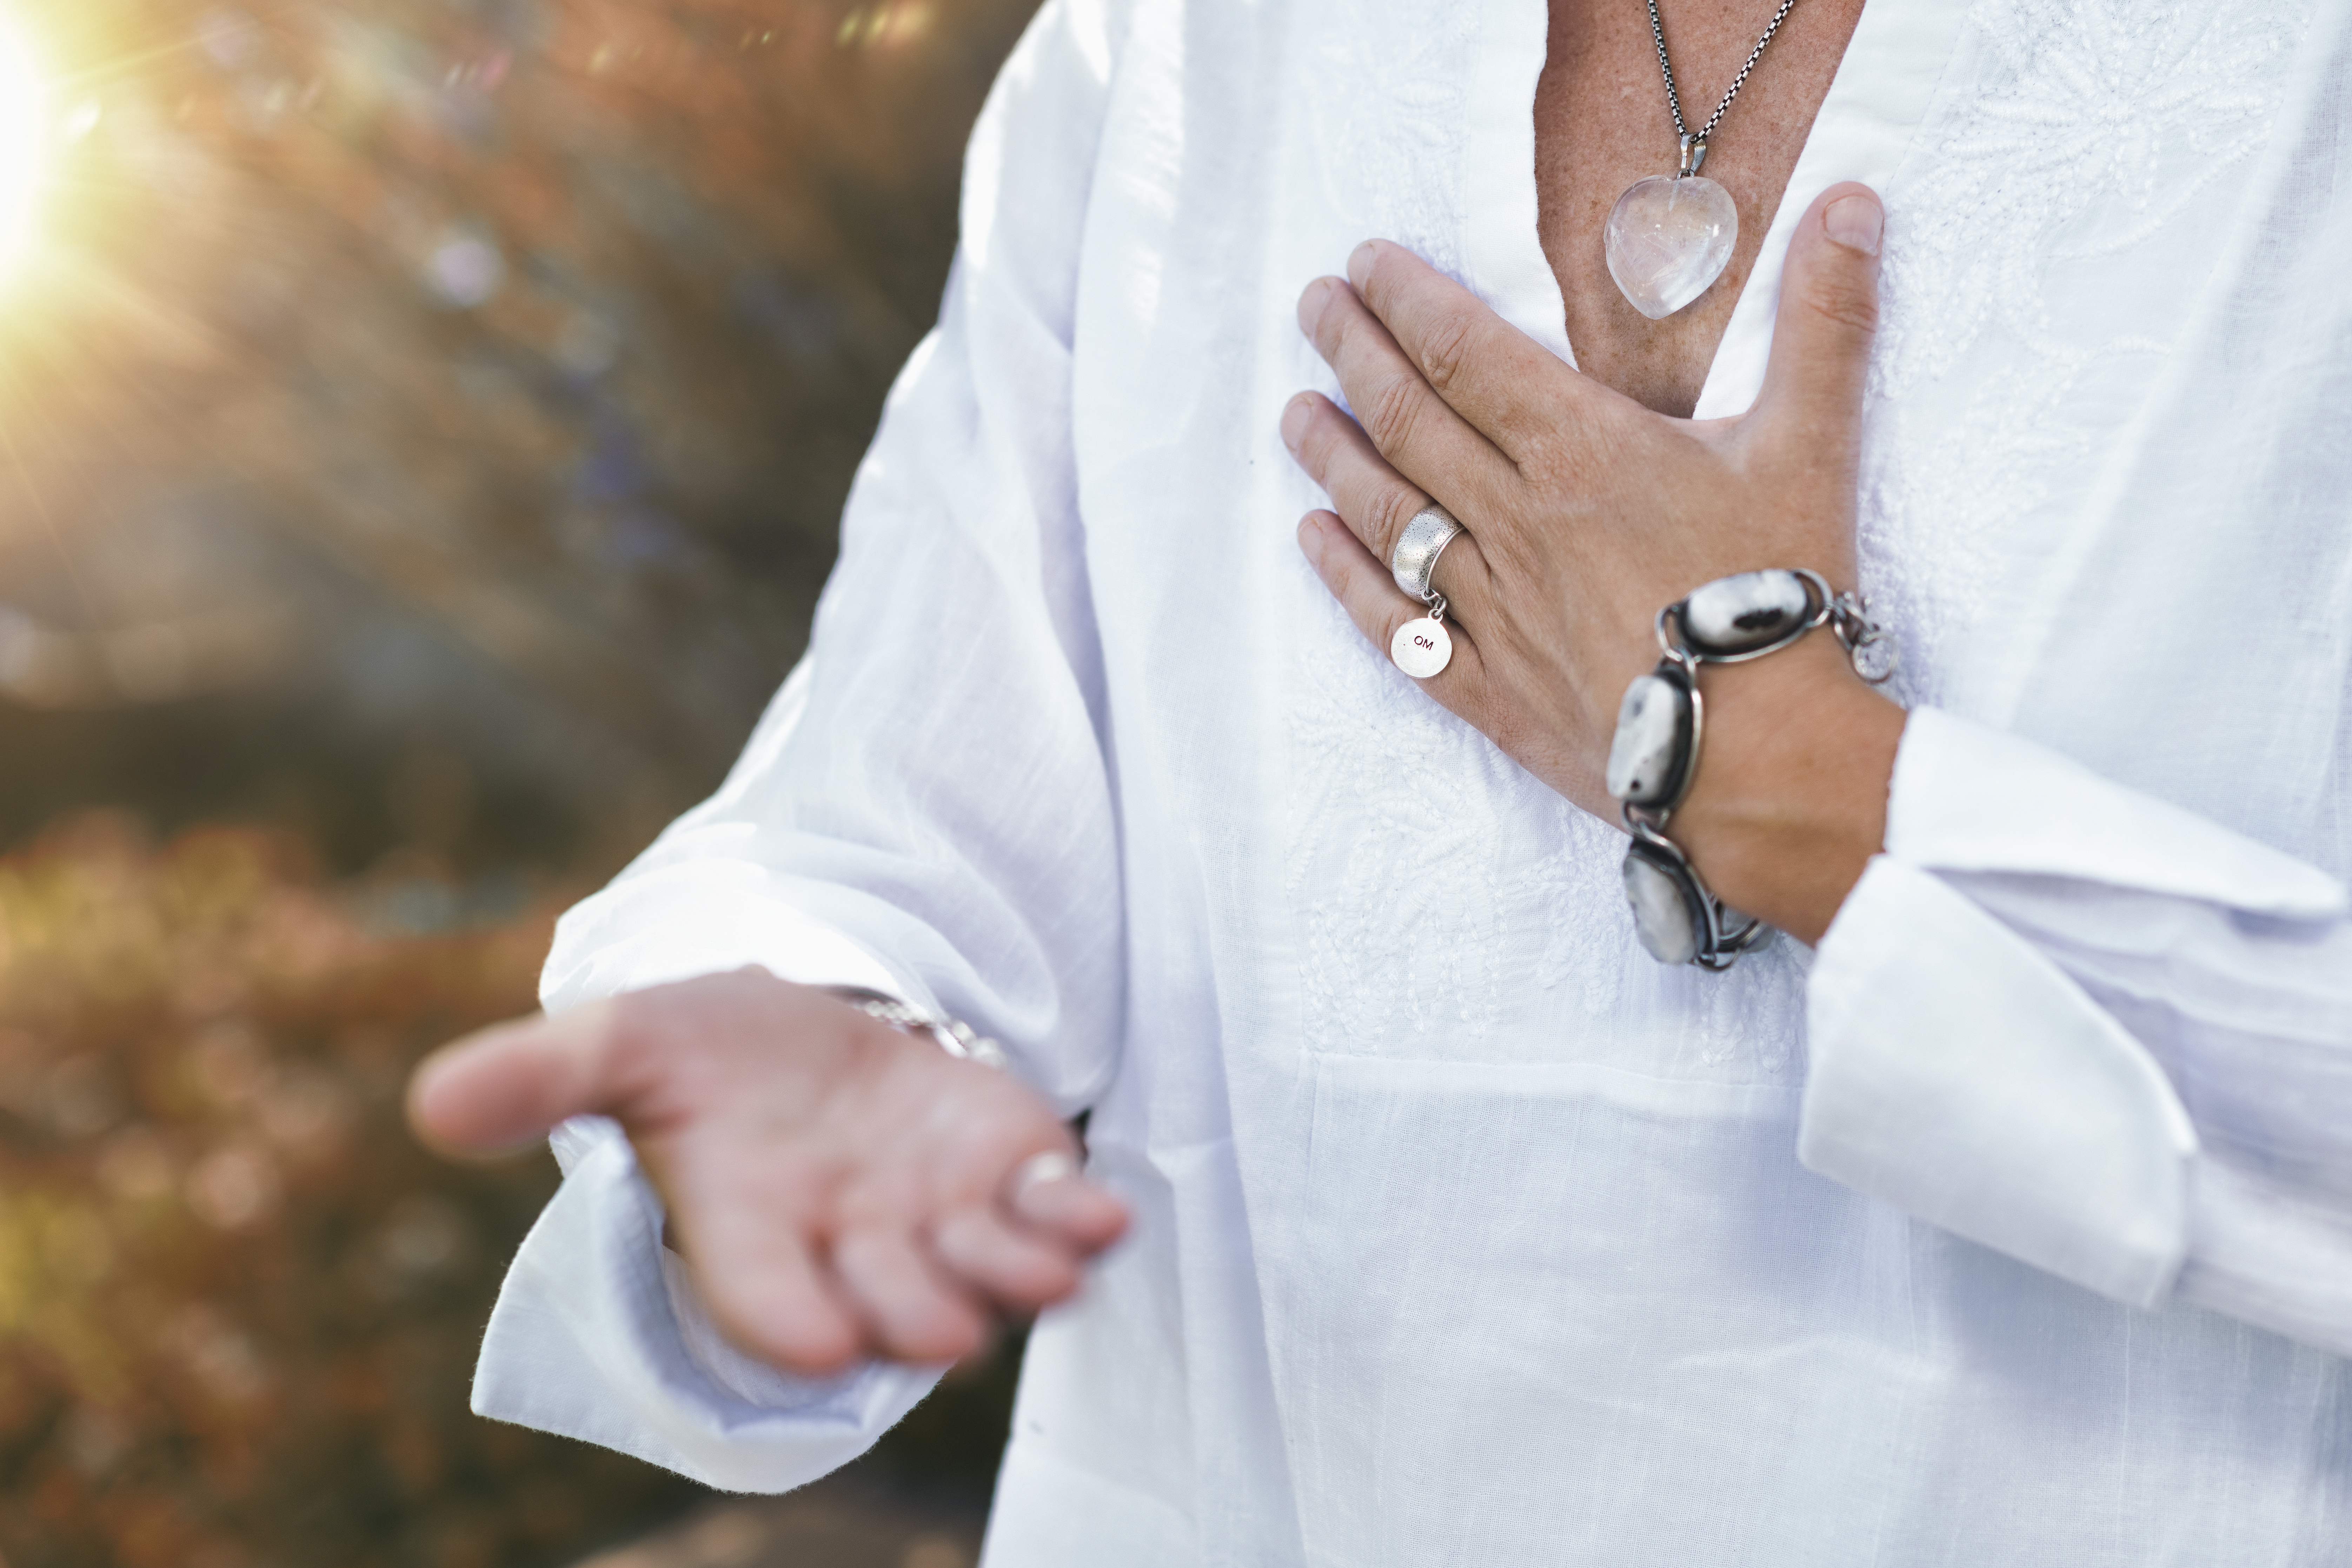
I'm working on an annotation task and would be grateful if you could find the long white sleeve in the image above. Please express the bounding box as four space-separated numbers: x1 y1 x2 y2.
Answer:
1804 706 2352 1351
469 0 1140 1493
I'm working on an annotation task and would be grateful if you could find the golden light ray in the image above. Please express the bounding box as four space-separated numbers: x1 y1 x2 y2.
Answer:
0 8 47 280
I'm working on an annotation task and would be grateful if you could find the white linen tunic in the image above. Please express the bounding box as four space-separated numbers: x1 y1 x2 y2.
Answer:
471 0 2352 1561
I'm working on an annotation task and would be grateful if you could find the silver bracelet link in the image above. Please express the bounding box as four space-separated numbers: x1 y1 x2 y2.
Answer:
832 989 1009 1070
1604 568 1896 971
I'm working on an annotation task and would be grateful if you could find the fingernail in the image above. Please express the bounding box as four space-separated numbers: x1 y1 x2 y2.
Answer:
1823 194 1882 257
1010 1150 1078 1207
1297 513 1327 567
1347 241 1377 291
1280 396 1311 453
1296 277 1333 335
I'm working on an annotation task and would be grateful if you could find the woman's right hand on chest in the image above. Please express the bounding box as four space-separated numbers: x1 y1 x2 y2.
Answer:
405 967 1127 1375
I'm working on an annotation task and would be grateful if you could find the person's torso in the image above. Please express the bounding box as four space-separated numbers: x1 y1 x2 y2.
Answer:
985 1 2352 1562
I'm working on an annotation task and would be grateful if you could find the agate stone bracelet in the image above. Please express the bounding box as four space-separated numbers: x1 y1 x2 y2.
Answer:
1605 567 1896 970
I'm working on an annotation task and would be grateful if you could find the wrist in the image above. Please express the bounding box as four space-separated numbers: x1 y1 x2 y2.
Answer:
1667 633 1905 944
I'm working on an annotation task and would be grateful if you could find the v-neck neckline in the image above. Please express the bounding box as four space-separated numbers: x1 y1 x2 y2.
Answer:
1460 0 1974 420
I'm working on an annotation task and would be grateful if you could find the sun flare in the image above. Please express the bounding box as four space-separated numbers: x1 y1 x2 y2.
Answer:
0 8 49 278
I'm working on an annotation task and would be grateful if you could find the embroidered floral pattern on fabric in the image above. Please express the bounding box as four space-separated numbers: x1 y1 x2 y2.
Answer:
1861 0 2304 708
1305 0 1480 280
1283 589 1606 1053
1282 580 1808 1076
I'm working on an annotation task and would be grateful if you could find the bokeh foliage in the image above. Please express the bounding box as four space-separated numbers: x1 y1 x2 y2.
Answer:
0 1 1043 1561
0 818 699 1566
0 0 1036 868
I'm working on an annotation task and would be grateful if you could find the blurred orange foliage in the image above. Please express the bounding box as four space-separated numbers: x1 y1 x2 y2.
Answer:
0 0 1035 854
0 5 1049 1555
0 816 698 1567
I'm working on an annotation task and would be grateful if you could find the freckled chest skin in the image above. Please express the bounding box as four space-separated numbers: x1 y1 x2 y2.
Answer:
1536 0 1868 417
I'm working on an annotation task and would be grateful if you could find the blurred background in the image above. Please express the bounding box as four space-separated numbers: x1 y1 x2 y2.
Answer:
0 1 1042 1562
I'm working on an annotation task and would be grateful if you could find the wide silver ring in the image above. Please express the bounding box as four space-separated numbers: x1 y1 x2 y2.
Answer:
1389 505 1463 601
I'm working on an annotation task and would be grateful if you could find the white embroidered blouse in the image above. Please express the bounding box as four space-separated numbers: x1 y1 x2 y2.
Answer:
471 0 2352 1560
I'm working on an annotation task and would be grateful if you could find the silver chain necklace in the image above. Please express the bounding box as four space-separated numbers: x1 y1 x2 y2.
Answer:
1645 0 1801 175
1604 0 1805 320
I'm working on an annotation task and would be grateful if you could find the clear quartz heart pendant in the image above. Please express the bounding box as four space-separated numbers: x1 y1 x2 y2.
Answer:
1604 172 1738 321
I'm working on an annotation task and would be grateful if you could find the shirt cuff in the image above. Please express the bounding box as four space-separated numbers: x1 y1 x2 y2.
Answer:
1805 854 2199 1305
1799 705 2341 1307
1807 706 2352 1347
471 1117 945 1493
540 870 937 1018
1881 707 2344 918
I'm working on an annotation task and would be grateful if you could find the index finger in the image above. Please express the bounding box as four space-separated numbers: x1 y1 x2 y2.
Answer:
1347 240 1610 464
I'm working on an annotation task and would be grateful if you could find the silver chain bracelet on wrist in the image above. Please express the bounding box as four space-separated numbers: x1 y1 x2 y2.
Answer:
1604 567 1896 971
831 988 1009 1070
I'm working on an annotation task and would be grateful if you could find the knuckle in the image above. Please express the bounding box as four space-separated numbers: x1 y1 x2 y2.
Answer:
1416 310 1475 394
1511 427 1567 483
1360 372 1426 457
1365 483 1422 558
1802 271 1880 337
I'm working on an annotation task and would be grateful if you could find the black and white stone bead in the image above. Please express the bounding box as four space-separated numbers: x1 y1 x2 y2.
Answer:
1605 670 1695 806
1621 838 1708 966
1680 569 1817 659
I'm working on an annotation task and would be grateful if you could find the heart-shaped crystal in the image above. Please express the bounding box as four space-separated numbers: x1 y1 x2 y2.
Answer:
1604 174 1738 321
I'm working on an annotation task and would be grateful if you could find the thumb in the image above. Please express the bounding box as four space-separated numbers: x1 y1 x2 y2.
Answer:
1750 182 1883 454
407 1003 621 1158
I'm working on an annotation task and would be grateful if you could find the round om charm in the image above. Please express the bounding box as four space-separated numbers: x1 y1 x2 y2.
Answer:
1390 606 1452 678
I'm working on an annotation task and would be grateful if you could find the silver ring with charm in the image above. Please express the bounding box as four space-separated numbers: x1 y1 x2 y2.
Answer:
1389 505 1463 599
1388 505 1461 679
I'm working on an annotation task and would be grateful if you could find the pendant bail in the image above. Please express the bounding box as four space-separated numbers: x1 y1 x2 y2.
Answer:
1677 134 1708 179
